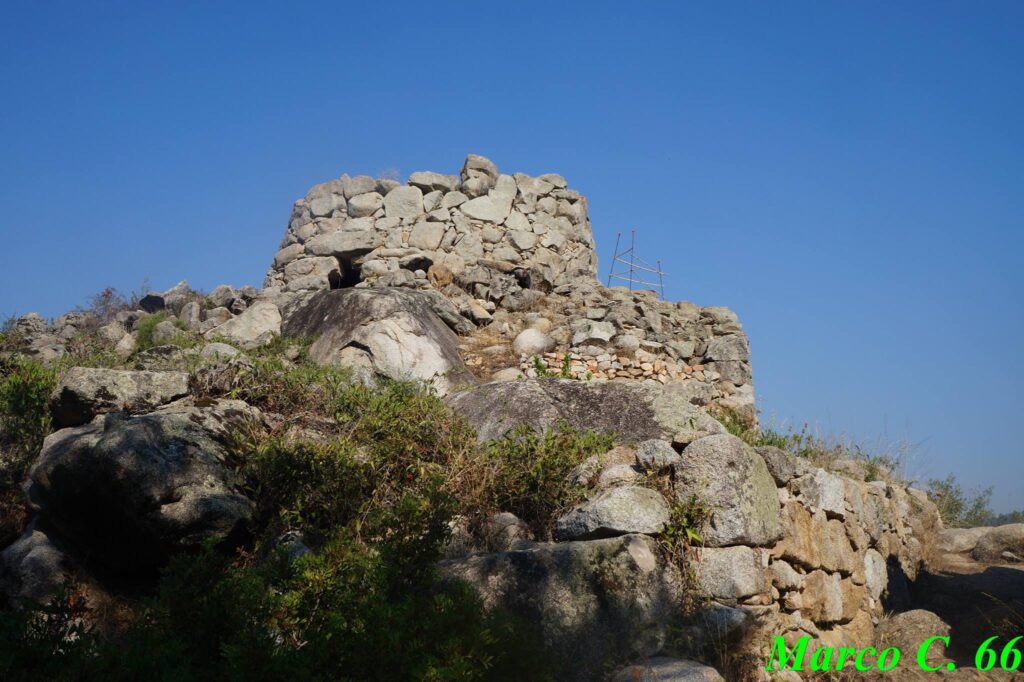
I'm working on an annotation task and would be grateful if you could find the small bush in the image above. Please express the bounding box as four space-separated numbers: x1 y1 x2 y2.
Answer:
133 312 168 352
242 437 374 543
0 356 57 544
926 474 994 528
485 423 614 538
0 583 102 681
0 357 56 465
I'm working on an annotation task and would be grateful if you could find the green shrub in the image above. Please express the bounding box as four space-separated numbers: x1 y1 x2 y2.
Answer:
486 423 614 538
0 357 57 466
0 356 57 548
242 437 374 543
133 312 168 352
334 379 477 469
0 583 102 681
926 474 994 528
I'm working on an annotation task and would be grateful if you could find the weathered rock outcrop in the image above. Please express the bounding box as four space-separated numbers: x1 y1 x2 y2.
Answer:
554 486 670 541
439 534 681 680
281 288 476 396
0 520 73 604
446 378 726 443
675 434 782 547
611 657 725 681
25 399 260 573
49 367 189 427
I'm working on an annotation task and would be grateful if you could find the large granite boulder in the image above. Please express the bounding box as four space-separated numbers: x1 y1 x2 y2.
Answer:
972 523 1024 562
26 399 260 573
446 379 725 443
554 486 670 541
936 526 989 555
204 300 281 349
438 534 680 680
0 520 73 605
674 434 782 547
281 288 476 396
611 657 724 681
49 367 189 427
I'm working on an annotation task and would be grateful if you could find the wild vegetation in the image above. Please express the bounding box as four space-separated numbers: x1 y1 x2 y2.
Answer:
0 357 58 546
714 407 899 482
0 331 625 680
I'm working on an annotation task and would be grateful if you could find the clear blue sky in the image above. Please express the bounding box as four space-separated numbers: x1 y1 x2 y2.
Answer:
2 2 1021 510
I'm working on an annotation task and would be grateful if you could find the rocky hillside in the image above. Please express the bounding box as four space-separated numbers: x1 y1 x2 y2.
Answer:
0 155 1019 681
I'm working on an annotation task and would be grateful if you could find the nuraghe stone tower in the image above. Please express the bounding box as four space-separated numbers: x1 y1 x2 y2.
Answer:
264 154 755 417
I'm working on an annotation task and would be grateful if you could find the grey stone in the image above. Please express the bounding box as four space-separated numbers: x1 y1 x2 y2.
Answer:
281 288 476 396
704 335 748 362
863 549 887 600
694 546 767 601
596 464 641 490
511 328 556 356
447 379 725 444
972 524 1024 562
408 171 458 193
675 434 782 547
408 221 446 250
422 190 443 212
555 486 670 540
459 193 513 223
341 174 377 199
769 559 802 591
791 468 847 519
442 190 469 209
49 367 190 427
937 527 989 554
491 367 524 382
98 321 127 344
180 301 202 330
206 285 239 309
635 439 681 472
150 320 181 346
204 301 281 349
0 520 74 604
571 320 615 346
26 400 260 571
383 185 423 219
460 153 499 186
611 657 724 682
538 173 567 188
439 534 679 680
508 230 537 250
484 512 532 552
755 446 812 485
200 342 243 361
305 230 378 261
347 191 384 218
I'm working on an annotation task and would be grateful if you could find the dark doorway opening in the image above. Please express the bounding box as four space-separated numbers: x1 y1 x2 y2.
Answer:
331 256 363 289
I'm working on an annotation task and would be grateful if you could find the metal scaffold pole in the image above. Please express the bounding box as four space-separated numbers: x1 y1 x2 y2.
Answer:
605 230 667 298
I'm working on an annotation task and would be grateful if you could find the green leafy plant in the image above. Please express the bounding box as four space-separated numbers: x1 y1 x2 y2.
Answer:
485 423 614 538
531 355 553 378
559 354 572 379
133 312 168 352
926 474 994 528
0 356 57 463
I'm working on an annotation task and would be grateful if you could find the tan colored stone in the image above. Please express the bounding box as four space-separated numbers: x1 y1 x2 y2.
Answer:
801 570 843 624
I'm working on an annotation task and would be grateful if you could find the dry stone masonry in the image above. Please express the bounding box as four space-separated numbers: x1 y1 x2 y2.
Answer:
264 154 755 416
